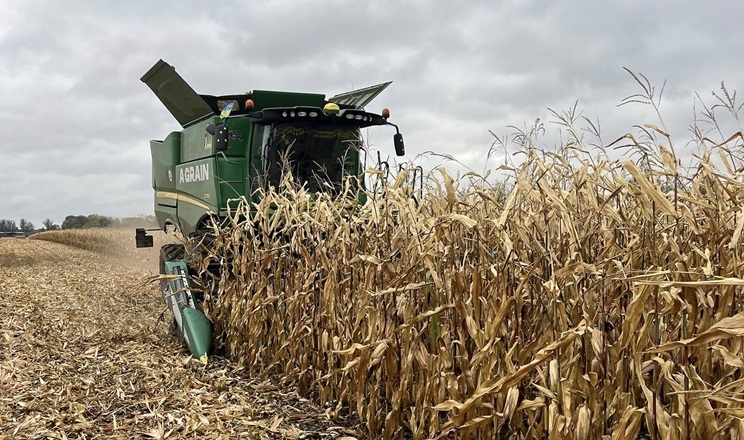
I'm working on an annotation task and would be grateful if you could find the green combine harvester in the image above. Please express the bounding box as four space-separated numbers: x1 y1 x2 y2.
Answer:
135 59 405 362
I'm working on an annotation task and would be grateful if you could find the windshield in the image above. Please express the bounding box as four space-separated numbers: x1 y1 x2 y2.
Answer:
262 123 362 193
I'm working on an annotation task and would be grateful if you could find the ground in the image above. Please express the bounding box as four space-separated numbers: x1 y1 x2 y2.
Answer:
0 237 360 439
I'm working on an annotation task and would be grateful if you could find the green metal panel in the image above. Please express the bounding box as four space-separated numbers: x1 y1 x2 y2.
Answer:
224 117 252 156
154 205 177 230
151 132 180 207
181 119 216 163
182 308 212 362
216 156 246 209
163 261 212 362
176 201 209 236
174 117 253 235
328 81 392 109
151 132 181 229
181 117 252 163
140 60 213 127
175 157 219 235
249 90 326 110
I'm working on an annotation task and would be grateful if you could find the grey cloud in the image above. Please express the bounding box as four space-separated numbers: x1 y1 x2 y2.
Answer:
1 0 742 226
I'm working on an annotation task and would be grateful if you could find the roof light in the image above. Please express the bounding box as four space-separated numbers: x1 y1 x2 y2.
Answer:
323 103 340 115
282 111 288 117
309 111 319 117
382 108 390 118
345 114 354 119
244 99 255 111
290 111 296 117
298 111 307 117
355 114 363 120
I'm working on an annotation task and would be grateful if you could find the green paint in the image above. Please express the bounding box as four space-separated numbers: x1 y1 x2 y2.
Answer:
163 261 212 361
143 59 405 360
142 59 403 236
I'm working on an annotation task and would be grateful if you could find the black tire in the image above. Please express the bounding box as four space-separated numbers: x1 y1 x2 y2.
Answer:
159 243 185 342
159 243 185 287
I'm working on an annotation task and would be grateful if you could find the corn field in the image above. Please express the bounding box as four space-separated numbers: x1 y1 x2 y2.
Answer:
4 230 355 438
193 81 744 439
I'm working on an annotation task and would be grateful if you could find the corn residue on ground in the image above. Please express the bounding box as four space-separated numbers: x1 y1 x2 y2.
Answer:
0 232 357 439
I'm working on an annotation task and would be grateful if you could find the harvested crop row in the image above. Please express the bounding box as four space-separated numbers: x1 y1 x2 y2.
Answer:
1 234 358 439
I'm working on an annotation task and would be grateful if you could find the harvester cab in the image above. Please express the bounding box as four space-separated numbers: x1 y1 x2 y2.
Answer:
138 59 404 238
136 59 405 361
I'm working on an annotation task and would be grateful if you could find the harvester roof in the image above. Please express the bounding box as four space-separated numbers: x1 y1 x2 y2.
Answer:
141 59 391 127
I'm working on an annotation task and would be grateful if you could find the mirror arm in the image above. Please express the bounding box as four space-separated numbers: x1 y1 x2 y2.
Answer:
386 121 401 134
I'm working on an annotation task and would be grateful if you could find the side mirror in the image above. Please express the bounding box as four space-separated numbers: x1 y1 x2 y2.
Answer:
394 133 405 156
206 123 229 151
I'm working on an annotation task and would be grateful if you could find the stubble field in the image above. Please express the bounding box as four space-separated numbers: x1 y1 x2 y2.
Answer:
0 231 357 439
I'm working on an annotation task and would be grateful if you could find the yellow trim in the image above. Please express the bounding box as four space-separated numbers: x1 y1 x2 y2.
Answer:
179 194 213 211
156 190 213 211
156 191 177 200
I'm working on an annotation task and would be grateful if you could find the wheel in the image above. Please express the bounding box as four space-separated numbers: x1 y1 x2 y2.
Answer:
159 243 185 291
159 243 185 342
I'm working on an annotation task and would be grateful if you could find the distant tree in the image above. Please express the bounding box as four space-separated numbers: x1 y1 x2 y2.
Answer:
42 218 59 230
84 214 114 228
62 215 88 230
0 219 18 232
61 214 117 229
19 218 34 232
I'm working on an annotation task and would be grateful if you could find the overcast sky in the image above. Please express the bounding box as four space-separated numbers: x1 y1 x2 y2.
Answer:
1 1 742 227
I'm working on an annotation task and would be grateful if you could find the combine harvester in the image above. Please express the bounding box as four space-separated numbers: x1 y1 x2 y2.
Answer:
136 59 405 362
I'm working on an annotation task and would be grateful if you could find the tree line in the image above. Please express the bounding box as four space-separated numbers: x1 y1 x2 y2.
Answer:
0 215 158 232
0 218 37 232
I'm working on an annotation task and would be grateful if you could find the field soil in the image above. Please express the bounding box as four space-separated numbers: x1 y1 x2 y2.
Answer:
0 236 357 439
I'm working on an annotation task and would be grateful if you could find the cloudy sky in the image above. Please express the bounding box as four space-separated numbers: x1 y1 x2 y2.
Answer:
1 1 742 227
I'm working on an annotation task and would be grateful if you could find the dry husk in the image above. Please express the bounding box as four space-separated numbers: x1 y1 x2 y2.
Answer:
196 135 744 439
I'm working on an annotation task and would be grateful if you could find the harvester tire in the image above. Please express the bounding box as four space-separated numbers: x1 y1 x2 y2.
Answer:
159 243 185 342
159 243 185 288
